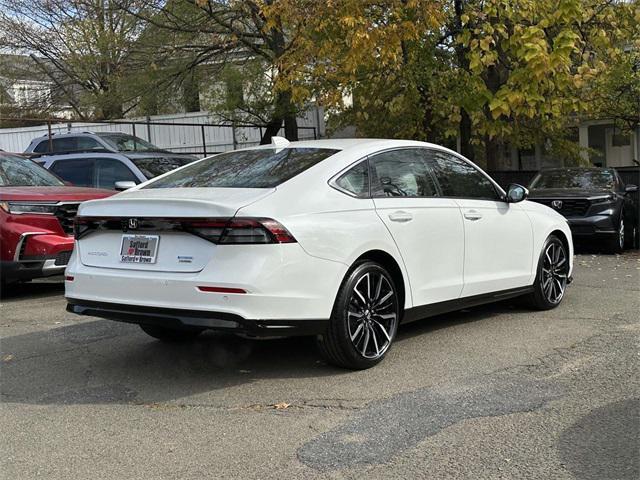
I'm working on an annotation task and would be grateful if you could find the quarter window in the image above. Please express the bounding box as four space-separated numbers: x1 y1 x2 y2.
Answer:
426 151 499 200
335 161 369 197
369 149 438 198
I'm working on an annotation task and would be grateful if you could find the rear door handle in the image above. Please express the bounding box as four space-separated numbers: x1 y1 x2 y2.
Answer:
388 211 413 222
463 210 483 221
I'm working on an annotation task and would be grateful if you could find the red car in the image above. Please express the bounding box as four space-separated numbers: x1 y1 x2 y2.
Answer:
0 152 113 284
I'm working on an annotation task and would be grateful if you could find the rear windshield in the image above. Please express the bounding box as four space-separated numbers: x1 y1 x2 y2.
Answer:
144 148 339 189
0 154 64 187
530 169 616 190
131 157 196 178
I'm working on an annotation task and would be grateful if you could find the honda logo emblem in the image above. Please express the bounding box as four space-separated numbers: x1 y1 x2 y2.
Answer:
128 218 139 230
551 200 563 210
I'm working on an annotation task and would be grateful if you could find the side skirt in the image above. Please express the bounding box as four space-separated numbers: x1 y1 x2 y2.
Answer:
402 286 534 324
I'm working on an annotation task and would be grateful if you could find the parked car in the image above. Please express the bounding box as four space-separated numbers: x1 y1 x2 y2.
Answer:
66 138 573 369
25 132 199 190
528 167 639 253
0 152 113 284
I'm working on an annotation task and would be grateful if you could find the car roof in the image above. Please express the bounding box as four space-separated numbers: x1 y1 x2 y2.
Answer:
32 131 98 140
248 138 458 156
35 152 125 161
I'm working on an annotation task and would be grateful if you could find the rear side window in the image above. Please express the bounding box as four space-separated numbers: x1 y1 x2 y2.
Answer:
145 148 339 189
33 136 102 153
50 159 95 187
334 161 369 197
426 151 498 200
369 149 438 198
95 159 138 189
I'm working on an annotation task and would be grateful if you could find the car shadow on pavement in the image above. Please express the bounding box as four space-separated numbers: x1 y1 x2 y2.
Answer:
0 297 521 407
0 277 65 301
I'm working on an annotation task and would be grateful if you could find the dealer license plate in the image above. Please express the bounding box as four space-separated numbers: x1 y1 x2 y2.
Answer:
120 235 159 264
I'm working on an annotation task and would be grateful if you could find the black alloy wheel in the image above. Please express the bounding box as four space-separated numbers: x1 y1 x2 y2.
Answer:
527 235 570 310
317 261 400 369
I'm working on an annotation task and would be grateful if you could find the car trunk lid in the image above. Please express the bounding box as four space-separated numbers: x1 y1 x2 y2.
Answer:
76 187 275 272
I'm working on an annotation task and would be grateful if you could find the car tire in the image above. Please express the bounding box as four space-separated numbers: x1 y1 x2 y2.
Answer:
623 214 638 250
139 324 203 342
317 261 401 370
607 214 625 254
526 235 570 310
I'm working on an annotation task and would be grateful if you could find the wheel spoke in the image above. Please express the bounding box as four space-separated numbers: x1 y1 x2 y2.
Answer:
360 327 370 356
353 285 367 306
366 273 372 302
554 277 564 295
376 313 397 320
372 319 391 341
545 249 553 267
371 327 380 356
350 322 364 341
374 291 393 309
374 274 383 302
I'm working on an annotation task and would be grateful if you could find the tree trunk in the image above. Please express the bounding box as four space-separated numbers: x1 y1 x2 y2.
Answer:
284 112 298 141
260 117 283 145
260 90 297 144
459 109 473 160
182 71 201 113
485 134 501 171
454 0 474 160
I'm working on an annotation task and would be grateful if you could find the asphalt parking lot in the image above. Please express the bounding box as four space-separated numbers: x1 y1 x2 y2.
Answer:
1 252 638 480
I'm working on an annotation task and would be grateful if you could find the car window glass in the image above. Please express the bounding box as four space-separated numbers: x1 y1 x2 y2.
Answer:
52 137 78 152
426 151 498 200
335 161 369 197
76 137 103 150
95 158 138 189
33 140 51 153
369 149 438 197
145 148 339 189
50 159 94 187
529 169 616 190
131 157 195 178
0 154 63 186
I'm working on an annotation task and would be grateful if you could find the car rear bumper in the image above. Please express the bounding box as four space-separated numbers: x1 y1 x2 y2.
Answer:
65 243 348 321
66 298 328 337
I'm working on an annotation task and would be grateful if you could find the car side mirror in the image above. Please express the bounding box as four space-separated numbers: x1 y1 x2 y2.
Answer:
505 183 528 203
114 180 136 191
625 184 638 193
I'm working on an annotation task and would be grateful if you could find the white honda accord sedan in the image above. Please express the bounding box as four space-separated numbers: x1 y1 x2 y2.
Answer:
66 138 573 369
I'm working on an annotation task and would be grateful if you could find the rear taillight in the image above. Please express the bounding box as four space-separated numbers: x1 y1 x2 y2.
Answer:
73 216 296 244
185 218 296 244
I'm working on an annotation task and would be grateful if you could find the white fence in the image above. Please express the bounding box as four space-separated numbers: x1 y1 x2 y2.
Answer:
0 108 325 155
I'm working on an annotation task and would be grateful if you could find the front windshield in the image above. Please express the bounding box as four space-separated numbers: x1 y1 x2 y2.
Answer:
0 154 64 187
530 169 616 190
96 133 163 152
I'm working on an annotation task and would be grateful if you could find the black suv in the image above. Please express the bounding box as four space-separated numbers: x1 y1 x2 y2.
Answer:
528 167 638 253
